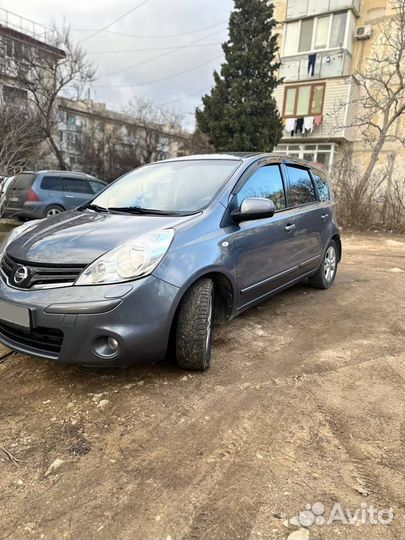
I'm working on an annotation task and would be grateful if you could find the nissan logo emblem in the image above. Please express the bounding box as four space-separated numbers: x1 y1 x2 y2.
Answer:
14 265 29 284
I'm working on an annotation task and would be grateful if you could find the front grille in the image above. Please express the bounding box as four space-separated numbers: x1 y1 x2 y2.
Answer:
0 323 63 354
1 253 86 289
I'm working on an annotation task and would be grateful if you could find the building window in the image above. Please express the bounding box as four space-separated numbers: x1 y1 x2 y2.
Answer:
67 114 76 126
283 83 325 117
274 143 337 168
2 85 27 104
283 11 348 55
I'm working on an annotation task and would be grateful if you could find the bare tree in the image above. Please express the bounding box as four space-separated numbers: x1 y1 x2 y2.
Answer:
15 24 95 170
0 102 45 177
179 129 214 156
337 0 404 190
330 0 405 228
354 0 404 184
126 97 183 164
76 118 141 181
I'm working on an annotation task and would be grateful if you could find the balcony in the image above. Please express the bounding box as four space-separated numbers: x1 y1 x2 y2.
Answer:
286 0 360 20
280 49 352 82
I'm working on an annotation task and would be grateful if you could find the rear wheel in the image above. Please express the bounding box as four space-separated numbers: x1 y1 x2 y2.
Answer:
309 240 338 289
176 278 214 371
45 205 64 218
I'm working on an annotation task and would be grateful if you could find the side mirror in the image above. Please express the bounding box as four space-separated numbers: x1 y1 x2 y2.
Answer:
231 197 276 223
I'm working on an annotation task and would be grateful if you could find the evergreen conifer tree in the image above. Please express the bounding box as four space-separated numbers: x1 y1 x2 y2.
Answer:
196 0 283 152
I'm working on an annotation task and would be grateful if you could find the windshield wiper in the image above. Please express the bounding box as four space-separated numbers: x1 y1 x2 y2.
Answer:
107 206 184 216
83 204 110 213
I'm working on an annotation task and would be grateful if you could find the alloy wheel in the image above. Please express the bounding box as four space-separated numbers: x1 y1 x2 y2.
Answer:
324 245 337 283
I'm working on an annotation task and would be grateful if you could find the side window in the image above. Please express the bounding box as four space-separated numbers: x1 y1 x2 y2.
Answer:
41 176 63 191
286 165 317 206
90 181 105 194
62 177 93 194
237 165 286 210
313 174 330 202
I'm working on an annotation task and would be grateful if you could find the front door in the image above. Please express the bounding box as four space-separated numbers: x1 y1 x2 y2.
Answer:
231 164 301 310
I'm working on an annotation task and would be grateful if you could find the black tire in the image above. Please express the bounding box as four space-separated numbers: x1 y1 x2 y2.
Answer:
309 240 338 289
176 278 214 371
44 205 64 218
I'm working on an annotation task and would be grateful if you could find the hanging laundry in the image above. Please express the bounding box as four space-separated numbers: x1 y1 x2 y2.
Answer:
314 114 323 127
295 117 304 134
284 117 296 136
303 116 314 135
307 53 317 76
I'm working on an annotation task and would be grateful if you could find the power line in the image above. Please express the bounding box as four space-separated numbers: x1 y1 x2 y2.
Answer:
93 54 223 88
88 43 222 54
159 86 211 106
72 21 227 39
98 27 225 79
80 0 150 43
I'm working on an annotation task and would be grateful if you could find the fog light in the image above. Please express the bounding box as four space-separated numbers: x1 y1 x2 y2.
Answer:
107 337 119 352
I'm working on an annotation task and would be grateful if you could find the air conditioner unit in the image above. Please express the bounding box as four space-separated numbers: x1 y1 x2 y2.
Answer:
355 25 372 40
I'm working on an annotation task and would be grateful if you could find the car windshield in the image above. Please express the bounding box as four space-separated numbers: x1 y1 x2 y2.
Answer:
90 159 240 214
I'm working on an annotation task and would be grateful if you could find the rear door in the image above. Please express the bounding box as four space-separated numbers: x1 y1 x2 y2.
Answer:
232 163 301 309
6 173 36 215
40 175 64 204
282 163 323 275
62 176 94 208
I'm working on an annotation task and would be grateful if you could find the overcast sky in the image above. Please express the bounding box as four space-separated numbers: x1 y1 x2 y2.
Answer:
2 0 234 129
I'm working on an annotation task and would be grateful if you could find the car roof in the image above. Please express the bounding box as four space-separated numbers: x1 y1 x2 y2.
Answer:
15 171 104 181
160 153 328 177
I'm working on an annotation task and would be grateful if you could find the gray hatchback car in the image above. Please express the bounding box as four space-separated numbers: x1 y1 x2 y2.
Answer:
0 153 341 370
3 170 106 220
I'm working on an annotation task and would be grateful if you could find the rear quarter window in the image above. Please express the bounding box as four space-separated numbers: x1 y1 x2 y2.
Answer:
41 176 63 191
90 181 106 194
11 173 36 190
312 173 330 201
63 177 93 194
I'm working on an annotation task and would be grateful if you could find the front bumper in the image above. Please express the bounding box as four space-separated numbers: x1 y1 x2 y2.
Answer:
0 275 180 366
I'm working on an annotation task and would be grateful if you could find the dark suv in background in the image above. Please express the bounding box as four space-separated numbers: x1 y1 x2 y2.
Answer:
3 171 106 219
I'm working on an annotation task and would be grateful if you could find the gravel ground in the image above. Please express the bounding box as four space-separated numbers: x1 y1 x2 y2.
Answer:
0 232 403 540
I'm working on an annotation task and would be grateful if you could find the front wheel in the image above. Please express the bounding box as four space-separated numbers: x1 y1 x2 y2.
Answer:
309 240 338 289
175 278 214 371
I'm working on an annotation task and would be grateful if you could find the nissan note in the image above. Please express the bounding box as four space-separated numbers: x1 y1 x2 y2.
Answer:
0 153 341 370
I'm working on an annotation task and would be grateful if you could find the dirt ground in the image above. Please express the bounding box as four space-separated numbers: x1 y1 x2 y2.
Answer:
0 232 403 540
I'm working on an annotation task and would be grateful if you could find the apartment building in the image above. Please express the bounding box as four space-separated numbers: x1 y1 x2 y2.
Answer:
272 0 404 173
0 9 185 175
0 9 65 104
57 97 187 171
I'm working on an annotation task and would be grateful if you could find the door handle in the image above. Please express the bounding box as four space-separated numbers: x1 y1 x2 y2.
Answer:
321 213 329 221
65 194 75 198
285 223 296 232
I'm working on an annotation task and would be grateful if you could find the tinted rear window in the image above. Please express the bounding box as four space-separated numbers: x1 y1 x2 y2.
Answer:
286 166 317 206
63 177 93 194
41 176 63 191
11 173 36 190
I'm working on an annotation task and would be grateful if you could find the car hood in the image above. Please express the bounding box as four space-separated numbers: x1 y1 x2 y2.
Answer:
7 210 196 265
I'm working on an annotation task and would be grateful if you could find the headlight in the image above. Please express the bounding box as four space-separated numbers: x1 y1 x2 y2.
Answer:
0 220 41 259
75 228 174 286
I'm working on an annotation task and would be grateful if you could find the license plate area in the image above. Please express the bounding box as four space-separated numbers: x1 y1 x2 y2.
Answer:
0 301 30 328
9 196 19 202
